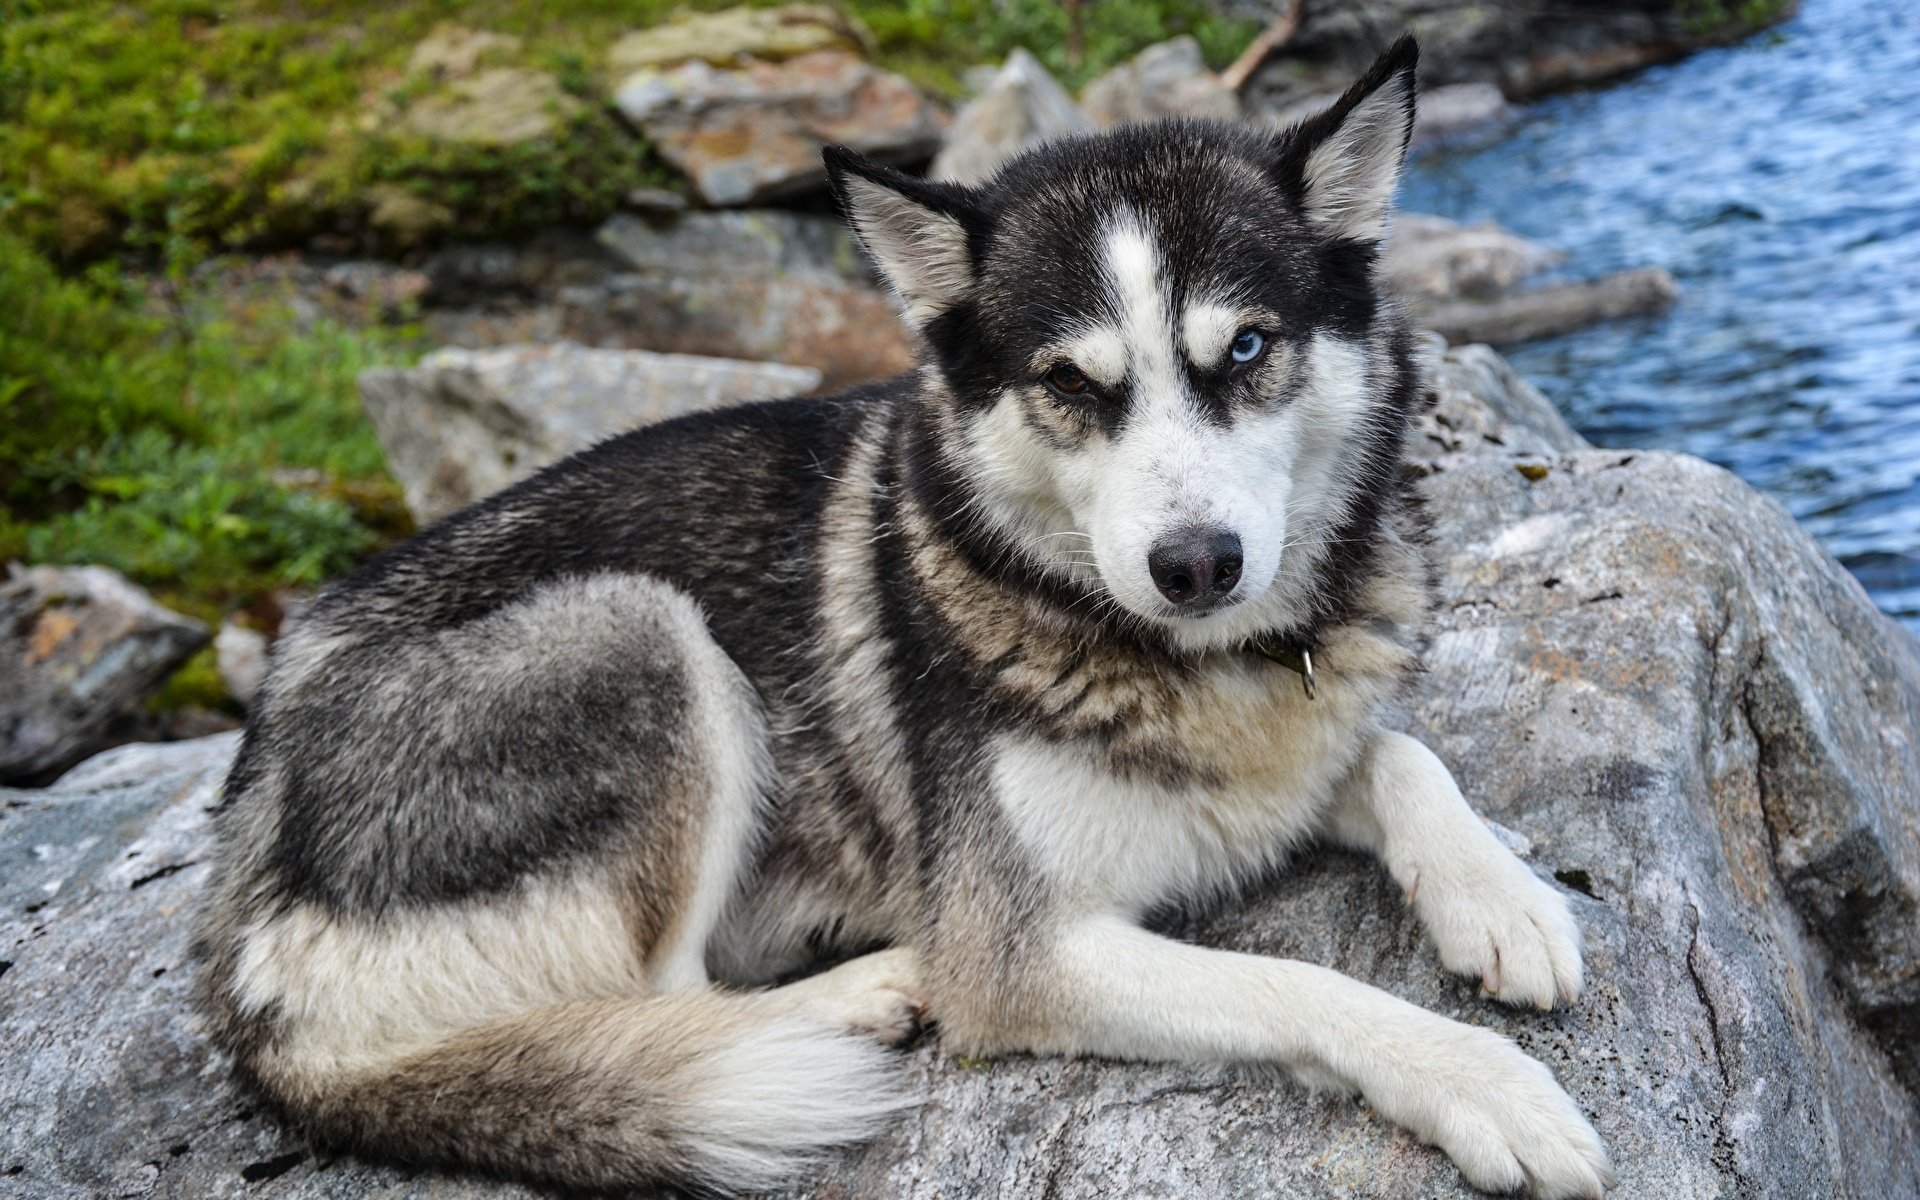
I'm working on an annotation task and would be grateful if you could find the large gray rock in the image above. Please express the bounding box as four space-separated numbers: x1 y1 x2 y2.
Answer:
359 343 821 523
930 48 1090 186
0 565 209 785
606 3 871 74
6 344 1918 1197
614 50 946 206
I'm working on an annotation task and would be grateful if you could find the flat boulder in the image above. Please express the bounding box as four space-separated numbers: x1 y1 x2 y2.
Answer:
0 565 208 785
615 50 946 206
358 343 821 523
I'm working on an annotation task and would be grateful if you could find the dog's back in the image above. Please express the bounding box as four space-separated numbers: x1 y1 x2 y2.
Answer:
195 393 928 1192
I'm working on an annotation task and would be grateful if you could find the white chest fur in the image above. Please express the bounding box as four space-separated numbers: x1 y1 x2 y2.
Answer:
990 658 1383 917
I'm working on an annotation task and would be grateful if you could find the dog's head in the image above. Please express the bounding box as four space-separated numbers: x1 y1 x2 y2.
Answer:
828 38 1420 651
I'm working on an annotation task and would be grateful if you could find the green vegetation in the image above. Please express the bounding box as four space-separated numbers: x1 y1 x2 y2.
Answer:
0 229 415 627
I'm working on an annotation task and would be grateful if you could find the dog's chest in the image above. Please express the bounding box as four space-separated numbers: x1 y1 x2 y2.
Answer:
990 658 1380 915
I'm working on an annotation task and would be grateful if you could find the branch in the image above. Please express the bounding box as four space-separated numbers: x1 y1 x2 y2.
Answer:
1220 0 1307 93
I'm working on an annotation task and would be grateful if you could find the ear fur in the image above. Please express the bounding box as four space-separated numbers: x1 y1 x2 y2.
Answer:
1274 35 1419 243
824 145 982 328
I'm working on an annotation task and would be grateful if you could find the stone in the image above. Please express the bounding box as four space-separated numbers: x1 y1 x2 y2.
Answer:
404 23 522 81
0 564 208 785
400 67 581 147
1413 81 1514 146
607 4 872 74
213 621 268 711
1384 215 1679 346
358 343 821 523
590 210 918 390
620 185 689 214
1238 0 1798 111
363 184 453 247
1416 266 1680 346
930 48 1090 186
415 214 918 392
9 344 1919 1197
1413 333 1587 461
1079 36 1241 127
614 50 945 206
1385 213 1567 303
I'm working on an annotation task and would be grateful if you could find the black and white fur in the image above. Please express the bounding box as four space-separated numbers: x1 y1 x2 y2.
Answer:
196 38 1613 1198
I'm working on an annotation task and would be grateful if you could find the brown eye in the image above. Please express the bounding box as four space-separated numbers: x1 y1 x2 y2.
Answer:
1045 363 1089 396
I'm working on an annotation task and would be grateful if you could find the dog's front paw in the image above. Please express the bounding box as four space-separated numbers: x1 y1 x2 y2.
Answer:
1372 1022 1613 1199
1407 846 1583 1009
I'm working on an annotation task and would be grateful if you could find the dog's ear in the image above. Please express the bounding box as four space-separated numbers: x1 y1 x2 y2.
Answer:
825 145 982 328
1273 34 1418 243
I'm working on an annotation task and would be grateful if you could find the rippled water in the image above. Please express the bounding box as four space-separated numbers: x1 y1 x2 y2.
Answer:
1401 0 1920 630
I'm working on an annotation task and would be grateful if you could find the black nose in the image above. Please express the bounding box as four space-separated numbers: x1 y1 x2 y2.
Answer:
1147 527 1243 610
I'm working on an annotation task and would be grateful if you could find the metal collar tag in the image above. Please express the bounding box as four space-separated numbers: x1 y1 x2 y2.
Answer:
1247 636 1317 700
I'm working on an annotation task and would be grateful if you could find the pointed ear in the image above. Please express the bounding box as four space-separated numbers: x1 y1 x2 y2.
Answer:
825 144 982 328
1275 35 1418 243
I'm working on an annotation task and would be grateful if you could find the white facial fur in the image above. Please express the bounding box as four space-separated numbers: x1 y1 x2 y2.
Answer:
958 214 1380 651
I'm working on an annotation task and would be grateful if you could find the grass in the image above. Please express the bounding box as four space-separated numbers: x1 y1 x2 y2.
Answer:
0 229 417 630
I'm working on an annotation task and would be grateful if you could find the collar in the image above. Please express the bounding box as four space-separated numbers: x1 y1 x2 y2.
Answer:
1245 634 1318 700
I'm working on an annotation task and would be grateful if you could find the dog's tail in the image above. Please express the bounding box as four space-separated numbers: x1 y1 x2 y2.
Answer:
251 989 909 1193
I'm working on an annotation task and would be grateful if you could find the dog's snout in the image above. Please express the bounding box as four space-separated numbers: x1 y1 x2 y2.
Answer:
1147 527 1243 610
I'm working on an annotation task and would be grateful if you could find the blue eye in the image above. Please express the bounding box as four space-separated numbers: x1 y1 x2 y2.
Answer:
1230 329 1266 364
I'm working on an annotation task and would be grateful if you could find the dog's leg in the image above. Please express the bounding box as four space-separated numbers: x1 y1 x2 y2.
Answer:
953 916 1611 1200
771 946 928 1045
1324 730 1583 1009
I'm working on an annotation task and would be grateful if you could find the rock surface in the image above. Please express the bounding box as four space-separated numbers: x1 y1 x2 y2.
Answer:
0 565 209 785
399 67 581 147
7 344 1919 1198
930 48 1090 186
359 343 821 523
606 4 872 74
1236 0 1800 108
420 212 916 392
1417 266 1680 347
1386 214 1678 345
614 50 946 206
1080 36 1242 127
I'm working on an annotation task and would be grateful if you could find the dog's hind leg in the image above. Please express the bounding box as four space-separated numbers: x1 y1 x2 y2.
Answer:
1321 730 1584 1009
199 573 911 1193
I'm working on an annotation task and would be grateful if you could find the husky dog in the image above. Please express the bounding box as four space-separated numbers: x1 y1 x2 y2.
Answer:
196 36 1612 1199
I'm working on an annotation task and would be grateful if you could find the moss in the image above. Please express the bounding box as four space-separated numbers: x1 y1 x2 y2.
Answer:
1678 0 1794 39
145 646 234 714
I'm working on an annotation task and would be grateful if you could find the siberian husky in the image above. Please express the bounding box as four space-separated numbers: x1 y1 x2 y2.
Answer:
197 35 1612 1198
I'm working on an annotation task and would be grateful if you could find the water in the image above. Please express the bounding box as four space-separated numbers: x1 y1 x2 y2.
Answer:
1400 0 1920 630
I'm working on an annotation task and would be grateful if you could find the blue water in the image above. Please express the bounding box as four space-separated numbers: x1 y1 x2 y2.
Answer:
1401 0 1920 631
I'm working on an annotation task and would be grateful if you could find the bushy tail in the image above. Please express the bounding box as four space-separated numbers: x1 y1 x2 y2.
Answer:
265 989 911 1194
